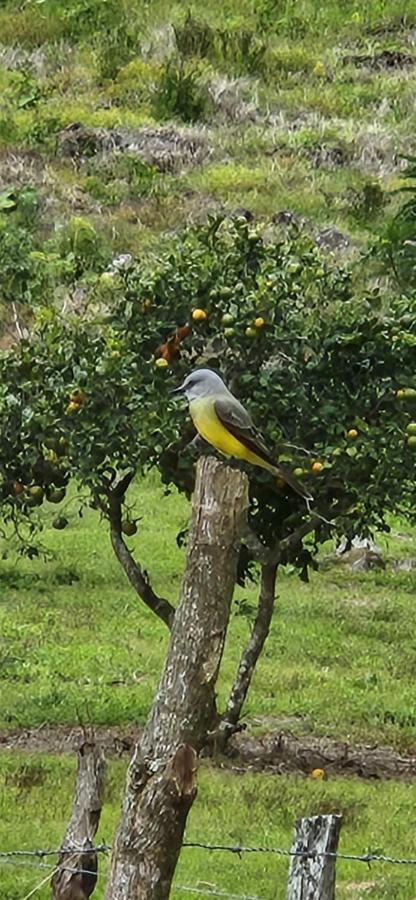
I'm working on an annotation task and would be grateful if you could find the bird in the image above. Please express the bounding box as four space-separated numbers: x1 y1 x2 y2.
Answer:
171 368 313 503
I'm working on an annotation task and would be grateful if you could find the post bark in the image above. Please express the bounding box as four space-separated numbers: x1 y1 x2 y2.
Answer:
105 456 249 900
224 562 278 730
51 741 106 900
286 814 342 900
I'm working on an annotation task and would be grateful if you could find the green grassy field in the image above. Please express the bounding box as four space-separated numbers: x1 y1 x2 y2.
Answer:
1 476 416 899
2 754 416 900
2 475 416 751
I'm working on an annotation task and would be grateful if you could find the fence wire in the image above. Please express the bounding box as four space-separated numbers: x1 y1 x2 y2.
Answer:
0 857 263 900
2 841 416 866
173 886 263 899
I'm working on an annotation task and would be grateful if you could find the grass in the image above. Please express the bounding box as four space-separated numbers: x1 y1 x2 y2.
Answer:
2 754 416 898
2 474 416 752
0 0 416 255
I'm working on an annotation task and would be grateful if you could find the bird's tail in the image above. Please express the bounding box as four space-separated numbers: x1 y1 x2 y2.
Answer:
274 464 314 504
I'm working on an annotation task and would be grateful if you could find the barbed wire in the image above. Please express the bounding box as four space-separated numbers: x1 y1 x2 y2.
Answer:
182 842 416 865
3 840 416 866
0 857 104 877
173 885 262 899
0 843 111 860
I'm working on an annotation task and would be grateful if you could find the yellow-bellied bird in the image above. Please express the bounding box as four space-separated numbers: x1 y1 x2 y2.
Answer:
172 368 313 503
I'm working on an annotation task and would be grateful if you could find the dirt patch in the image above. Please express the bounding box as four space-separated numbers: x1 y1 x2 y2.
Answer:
1 724 416 782
228 731 416 781
0 724 140 758
0 149 56 190
343 49 414 70
58 123 210 172
302 143 353 170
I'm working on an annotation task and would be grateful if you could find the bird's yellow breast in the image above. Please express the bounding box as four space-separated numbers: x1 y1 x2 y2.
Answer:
189 397 273 472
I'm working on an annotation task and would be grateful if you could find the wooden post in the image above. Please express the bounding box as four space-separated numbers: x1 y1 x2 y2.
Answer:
51 741 106 900
105 457 248 900
286 814 342 900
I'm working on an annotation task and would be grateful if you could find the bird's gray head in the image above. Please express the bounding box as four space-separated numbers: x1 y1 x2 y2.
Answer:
171 368 229 401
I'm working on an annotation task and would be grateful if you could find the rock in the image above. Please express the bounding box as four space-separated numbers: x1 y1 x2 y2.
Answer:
229 207 254 222
272 209 305 228
336 536 382 555
350 550 385 571
316 226 350 252
333 536 385 571
108 253 134 273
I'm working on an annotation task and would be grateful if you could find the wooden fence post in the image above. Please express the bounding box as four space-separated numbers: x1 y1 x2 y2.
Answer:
105 457 249 900
51 741 106 900
286 814 342 900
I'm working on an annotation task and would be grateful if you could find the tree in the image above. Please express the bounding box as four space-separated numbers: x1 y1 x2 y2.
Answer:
1 216 416 734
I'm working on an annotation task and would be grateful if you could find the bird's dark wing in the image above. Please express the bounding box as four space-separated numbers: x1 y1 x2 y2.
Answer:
214 397 275 466
214 397 313 502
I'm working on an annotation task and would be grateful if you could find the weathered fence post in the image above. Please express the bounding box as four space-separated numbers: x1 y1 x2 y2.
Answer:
51 741 106 900
105 457 249 900
286 814 342 900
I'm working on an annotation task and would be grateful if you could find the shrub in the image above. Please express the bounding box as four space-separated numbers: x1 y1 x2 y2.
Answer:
151 59 214 124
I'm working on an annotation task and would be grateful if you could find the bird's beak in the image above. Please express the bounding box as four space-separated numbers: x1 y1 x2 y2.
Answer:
170 382 185 395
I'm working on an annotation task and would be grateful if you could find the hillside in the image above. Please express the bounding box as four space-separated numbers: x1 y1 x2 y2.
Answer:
0 0 415 271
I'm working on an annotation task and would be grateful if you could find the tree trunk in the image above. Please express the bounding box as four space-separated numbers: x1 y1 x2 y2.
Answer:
223 562 278 730
51 741 106 900
105 457 248 900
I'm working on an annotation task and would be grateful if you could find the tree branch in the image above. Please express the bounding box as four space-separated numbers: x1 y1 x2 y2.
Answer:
223 562 278 732
108 489 175 630
243 504 341 567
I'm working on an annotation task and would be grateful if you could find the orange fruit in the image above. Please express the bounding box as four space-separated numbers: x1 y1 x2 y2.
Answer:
311 461 324 474
155 358 168 368
310 767 325 780
69 389 85 405
192 308 207 322
66 401 81 414
347 428 358 440
254 317 265 328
